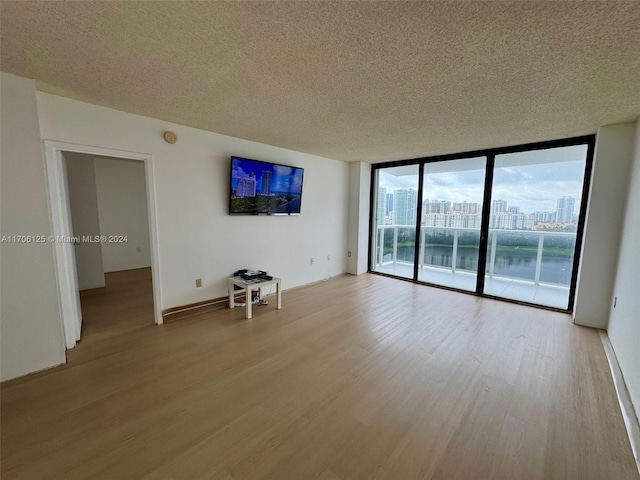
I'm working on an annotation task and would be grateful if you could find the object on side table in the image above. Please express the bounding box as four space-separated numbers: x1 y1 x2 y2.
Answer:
228 276 282 319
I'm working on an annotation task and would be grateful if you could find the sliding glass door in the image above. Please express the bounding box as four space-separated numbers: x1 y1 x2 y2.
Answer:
417 157 486 291
371 165 420 279
369 137 593 311
484 145 589 309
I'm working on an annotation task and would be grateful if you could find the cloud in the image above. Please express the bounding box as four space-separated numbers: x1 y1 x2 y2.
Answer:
272 164 303 193
273 165 293 176
379 171 418 190
378 158 586 213
232 165 249 178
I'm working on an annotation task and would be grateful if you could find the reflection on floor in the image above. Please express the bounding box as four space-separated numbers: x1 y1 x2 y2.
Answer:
2 273 637 479
375 262 569 309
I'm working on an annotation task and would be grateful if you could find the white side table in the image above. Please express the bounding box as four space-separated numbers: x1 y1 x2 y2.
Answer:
228 276 282 319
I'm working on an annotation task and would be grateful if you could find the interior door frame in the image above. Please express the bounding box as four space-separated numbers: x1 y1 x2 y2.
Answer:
44 141 163 350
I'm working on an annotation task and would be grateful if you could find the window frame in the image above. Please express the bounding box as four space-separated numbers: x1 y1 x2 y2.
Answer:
368 135 596 313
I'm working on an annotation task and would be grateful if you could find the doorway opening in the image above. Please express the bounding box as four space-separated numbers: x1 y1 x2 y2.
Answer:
44 142 162 352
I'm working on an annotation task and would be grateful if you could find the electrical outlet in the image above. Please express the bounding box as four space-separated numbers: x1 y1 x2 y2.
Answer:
195 278 202 288
310 257 314 265
327 254 330 261
347 251 352 257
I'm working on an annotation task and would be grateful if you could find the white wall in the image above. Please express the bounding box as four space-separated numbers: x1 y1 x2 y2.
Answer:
35 91 349 312
347 162 371 275
0 73 66 381
94 157 151 272
573 123 636 329
608 118 640 414
64 152 105 290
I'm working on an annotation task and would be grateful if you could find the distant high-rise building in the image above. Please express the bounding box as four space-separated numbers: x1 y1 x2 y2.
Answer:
467 214 482 229
513 213 535 230
393 189 418 225
261 170 272 195
449 214 465 228
424 213 447 227
453 201 478 215
385 193 393 216
556 196 575 223
465 201 478 214
533 211 555 223
376 187 387 225
236 173 256 197
426 199 452 214
508 206 520 215
492 199 507 213
421 198 430 222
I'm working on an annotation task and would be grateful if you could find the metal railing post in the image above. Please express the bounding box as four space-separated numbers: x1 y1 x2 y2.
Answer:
534 234 544 284
392 226 398 263
489 231 497 277
419 226 426 268
378 226 384 266
452 229 459 272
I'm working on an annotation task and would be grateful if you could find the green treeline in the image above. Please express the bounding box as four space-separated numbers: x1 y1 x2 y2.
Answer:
231 195 297 213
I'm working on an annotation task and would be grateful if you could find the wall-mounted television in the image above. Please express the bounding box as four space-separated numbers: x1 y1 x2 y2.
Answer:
229 156 304 215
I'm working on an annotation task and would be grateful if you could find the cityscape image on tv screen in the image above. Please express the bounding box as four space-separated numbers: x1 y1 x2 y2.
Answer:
230 156 304 215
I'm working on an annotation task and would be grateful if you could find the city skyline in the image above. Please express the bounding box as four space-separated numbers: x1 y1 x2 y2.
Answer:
378 146 587 213
376 180 582 217
377 189 577 230
379 189 576 217
232 159 303 197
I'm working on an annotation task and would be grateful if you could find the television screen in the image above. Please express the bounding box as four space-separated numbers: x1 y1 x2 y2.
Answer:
229 156 304 215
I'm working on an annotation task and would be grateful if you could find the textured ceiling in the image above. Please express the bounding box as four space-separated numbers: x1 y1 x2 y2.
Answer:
2 1 640 162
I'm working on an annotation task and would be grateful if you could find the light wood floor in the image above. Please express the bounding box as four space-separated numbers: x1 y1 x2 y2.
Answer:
2 269 638 480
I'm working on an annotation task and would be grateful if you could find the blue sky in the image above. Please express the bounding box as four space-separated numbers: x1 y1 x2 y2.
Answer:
378 145 588 213
232 157 303 195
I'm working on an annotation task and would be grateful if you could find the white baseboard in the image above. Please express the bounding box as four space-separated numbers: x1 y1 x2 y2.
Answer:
599 330 640 475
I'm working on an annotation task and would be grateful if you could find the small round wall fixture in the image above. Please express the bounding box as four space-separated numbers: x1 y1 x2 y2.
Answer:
163 131 177 144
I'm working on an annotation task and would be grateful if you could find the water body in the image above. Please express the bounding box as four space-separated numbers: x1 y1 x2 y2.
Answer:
274 196 301 214
391 246 574 285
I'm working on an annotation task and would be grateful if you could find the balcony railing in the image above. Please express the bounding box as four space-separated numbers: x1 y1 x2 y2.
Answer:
374 224 577 287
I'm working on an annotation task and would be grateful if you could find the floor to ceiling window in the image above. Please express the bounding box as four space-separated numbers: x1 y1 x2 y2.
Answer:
484 145 589 309
369 137 593 311
418 157 486 292
371 165 420 280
